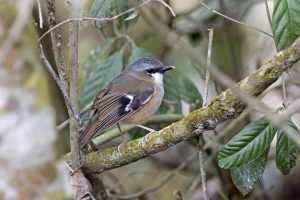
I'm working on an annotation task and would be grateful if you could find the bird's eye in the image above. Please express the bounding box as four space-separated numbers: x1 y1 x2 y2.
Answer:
146 68 155 75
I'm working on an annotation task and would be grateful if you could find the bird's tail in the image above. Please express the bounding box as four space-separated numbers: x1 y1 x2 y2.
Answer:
79 123 98 147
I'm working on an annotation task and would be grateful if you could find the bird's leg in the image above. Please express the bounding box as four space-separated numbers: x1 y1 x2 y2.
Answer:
89 141 100 152
117 123 126 143
135 124 156 142
117 123 126 153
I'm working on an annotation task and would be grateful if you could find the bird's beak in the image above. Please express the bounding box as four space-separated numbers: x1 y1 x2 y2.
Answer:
160 66 175 73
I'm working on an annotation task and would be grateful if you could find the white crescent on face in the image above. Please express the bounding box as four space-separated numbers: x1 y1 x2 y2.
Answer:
152 72 163 86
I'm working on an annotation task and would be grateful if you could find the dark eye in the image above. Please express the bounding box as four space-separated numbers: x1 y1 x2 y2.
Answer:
146 68 155 75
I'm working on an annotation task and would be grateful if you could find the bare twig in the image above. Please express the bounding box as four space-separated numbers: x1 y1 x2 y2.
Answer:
263 0 273 31
199 1 273 38
0 0 34 66
38 0 175 43
197 28 214 200
39 44 82 127
203 28 214 107
69 0 81 169
57 102 92 130
47 0 69 89
198 136 209 200
155 0 176 17
282 72 287 107
37 0 43 29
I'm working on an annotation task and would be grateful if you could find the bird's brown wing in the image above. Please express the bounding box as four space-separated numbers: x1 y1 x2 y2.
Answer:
79 87 154 147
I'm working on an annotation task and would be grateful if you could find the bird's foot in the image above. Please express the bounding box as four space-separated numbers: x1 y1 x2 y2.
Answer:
89 141 100 152
145 133 151 142
117 141 126 154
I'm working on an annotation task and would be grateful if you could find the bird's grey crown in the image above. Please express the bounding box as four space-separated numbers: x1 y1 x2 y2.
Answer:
127 57 163 72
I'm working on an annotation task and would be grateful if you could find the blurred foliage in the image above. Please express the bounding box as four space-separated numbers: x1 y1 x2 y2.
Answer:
276 121 300 175
89 0 141 29
272 0 300 50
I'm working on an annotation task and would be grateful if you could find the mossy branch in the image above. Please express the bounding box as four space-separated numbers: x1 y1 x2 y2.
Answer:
80 38 300 174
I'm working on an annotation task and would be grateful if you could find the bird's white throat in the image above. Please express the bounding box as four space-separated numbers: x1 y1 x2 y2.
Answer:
152 73 163 85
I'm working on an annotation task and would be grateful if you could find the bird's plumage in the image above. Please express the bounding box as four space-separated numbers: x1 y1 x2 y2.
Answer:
79 57 174 147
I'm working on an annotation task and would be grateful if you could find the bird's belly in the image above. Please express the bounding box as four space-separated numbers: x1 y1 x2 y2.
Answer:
122 87 164 124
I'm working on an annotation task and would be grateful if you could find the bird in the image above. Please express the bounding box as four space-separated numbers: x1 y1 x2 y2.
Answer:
79 57 175 148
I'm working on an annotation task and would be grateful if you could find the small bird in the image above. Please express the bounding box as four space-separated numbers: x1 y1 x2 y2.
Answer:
79 57 175 147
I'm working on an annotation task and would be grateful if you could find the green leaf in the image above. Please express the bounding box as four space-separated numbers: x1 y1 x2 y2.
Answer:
80 46 124 108
177 76 202 112
89 0 141 30
276 120 300 175
231 147 269 196
272 0 300 50
83 38 114 79
89 0 117 29
218 117 277 169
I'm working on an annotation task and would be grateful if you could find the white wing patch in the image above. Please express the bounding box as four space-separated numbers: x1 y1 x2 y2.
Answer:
124 94 134 112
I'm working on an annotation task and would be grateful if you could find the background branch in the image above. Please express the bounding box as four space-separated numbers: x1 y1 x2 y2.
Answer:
69 0 81 169
47 0 69 89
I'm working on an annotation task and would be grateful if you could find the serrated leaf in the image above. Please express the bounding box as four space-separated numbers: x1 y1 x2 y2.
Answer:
177 76 202 112
83 38 114 79
272 0 300 50
89 0 117 29
80 47 124 108
231 147 269 196
218 117 277 169
276 120 300 175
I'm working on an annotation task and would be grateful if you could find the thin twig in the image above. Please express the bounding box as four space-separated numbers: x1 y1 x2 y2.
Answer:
282 72 287 107
155 0 176 17
38 0 175 43
198 1 273 38
198 28 214 200
203 28 214 107
37 0 43 29
39 44 83 127
198 136 209 200
263 0 273 31
57 101 92 130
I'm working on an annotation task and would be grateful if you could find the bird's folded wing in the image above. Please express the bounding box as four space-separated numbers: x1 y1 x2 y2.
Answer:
79 87 154 146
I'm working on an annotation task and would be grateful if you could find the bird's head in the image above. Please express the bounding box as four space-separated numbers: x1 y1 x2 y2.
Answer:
127 57 175 85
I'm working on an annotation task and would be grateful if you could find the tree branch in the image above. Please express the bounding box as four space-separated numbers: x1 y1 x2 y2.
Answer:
78 37 300 174
39 44 82 127
69 0 81 169
47 0 69 89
